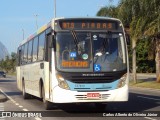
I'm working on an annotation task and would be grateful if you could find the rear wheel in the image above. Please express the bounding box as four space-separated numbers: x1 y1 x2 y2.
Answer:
42 85 52 110
22 81 31 99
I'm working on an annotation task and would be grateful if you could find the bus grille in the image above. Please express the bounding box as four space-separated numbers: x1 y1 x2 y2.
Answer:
75 94 110 100
69 77 117 83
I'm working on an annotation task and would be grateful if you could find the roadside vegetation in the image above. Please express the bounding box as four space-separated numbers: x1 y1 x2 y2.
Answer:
97 0 160 83
0 52 16 75
129 80 160 89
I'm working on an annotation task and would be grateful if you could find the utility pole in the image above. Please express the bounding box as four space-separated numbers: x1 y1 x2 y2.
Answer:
53 0 57 32
108 0 113 7
158 6 160 33
34 14 39 30
22 29 24 40
54 0 56 18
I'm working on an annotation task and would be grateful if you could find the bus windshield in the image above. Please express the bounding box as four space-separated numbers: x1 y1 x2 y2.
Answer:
56 32 127 72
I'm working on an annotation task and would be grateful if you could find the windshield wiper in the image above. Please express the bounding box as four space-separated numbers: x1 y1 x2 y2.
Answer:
102 37 108 53
100 31 112 55
71 30 83 55
71 30 79 49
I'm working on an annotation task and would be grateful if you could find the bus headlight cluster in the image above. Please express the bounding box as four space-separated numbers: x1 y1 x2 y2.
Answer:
56 74 70 90
117 74 127 88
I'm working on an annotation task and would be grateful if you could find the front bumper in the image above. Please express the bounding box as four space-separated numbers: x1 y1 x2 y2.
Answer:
51 85 128 103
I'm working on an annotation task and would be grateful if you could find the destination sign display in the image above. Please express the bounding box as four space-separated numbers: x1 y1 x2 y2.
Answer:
59 20 118 30
61 60 89 68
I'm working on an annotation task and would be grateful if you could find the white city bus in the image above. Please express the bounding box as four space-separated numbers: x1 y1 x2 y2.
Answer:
16 17 129 110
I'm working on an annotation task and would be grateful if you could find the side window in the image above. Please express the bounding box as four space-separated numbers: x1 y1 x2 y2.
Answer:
28 40 33 63
45 34 52 61
24 43 28 63
32 37 38 62
38 32 45 61
17 47 22 66
21 45 25 64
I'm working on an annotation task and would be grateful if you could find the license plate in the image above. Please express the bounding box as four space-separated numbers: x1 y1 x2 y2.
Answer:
87 93 100 99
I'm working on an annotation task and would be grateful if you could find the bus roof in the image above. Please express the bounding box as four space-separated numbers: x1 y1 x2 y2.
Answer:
19 17 121 46
54 17 120 21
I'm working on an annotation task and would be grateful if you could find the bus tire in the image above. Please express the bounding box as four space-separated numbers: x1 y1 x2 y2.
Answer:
22 80 31 99
42 85 52 110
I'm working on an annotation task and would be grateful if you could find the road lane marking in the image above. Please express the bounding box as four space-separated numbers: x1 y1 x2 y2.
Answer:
0 103 4 120
35 117 42 120
137 95 159 120
137 96 160 101
15 103 19 106
0 87 42 120
23 109 28 111
0 103 4 111
11 100 16 103
0 88 30 113
144 117 157 120
12 101 16 103
0 103 4 107
19 105 23 108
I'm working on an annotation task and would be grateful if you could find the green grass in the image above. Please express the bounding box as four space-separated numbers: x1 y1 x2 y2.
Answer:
7 72 16 76
129 80 160 89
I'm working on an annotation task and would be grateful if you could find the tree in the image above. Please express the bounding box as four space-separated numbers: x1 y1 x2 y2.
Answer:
3 56 12 72
0 52 17 73
10 52 17 72
140 0 160 82
97 0 160 83
136 38 155 73
97 0 141 83
97 6 119 18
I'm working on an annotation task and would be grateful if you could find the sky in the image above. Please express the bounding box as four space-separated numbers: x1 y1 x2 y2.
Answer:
0 0 119 54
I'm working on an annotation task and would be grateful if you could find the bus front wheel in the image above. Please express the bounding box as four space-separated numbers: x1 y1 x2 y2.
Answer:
42 85 52 110
22 81 31 99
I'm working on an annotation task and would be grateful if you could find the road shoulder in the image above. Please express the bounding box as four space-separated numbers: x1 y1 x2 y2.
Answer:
0 90 8 102
129 86 160 97
129 86 160 92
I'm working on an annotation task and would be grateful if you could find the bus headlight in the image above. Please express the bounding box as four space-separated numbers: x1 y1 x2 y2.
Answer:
117 74 127 88
56 74 70 90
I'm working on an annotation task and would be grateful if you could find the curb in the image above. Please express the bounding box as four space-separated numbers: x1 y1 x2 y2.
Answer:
129 86 160 92
0 90 8 102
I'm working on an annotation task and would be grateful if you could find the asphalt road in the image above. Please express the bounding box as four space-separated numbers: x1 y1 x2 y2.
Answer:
0 75 159 120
